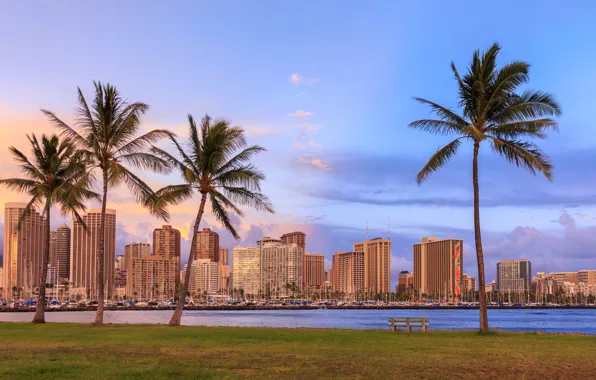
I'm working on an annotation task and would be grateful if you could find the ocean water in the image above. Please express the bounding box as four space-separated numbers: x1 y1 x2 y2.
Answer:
2 308 596 333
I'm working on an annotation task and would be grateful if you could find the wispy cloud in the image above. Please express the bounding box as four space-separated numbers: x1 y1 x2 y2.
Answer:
289 73 303 85
288 110 313 118
307 140 321 148
293 141 306 149
289 73 319 87
298 154 331 171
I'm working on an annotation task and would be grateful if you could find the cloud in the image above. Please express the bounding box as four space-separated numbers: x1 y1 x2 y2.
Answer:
289 73 303 85
288 110 313 118
289 74 319 87
307 141 321 148
293 142 306 149
298 155 331 171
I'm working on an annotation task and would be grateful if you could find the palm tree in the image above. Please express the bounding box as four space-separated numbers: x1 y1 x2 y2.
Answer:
42 81 173 325
0 134 97 323
151 114 274 326
409 43 560 332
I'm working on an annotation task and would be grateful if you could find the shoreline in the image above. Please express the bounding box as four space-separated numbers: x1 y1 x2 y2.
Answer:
2 305 596 312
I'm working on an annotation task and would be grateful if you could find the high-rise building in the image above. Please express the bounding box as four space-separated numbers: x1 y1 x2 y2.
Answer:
153 225 181 260
232 246 260 295
397 271 414 293
259 237 303 297
281 232 306 290
496 259 532 293
187 259 219 295
219 247 229 266
353 237 391 293
127 253 179 300
462 274 476 292
280 231 306 249
333 251 365 294
3 203 46 292
124 243 151 261
413 237 463 298
304 253 325 290
192 228 219 262
71 208 116 298
48 225 71 284
549 272 578 284
578 270 596 285
218 264 231 292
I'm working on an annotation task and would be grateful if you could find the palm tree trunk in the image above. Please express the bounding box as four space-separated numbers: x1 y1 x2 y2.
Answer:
473 141 489 333
93 170 108 326
169 192 207 326
33 202 51 323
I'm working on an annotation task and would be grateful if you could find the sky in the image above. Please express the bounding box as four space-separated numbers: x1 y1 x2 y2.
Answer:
2 1 596 287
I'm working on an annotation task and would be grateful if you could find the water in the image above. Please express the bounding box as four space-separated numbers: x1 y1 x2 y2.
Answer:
1 309 595 333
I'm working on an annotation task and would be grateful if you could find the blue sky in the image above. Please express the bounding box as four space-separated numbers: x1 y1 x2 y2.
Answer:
2 1 596 285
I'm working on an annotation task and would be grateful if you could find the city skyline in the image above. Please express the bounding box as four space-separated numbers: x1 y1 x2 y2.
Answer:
2 3 596 287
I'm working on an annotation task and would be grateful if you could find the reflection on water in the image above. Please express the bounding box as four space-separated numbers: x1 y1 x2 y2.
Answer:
1 309 595 333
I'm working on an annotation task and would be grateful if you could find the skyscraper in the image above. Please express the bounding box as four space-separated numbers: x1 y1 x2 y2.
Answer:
152 225 181 260
304 253 325 290
259 237 303 297
124 243 151 261
281 232 306 290
413 237 463 298
127 253 179 300
232 246 260 295
3 203 46 292
353 237 391 293
333 251 365 294
397 271 414 293
48 224 71 284
219 247 229 266
187 259 219 295
71 208 116 298
192 228 219 262
496 259 531 293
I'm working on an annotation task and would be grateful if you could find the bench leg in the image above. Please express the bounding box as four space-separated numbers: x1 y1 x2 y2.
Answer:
422 324 427 332
407 324 412 333
392 324 396 332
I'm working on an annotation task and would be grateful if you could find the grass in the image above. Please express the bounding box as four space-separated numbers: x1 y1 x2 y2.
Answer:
0 323 595 379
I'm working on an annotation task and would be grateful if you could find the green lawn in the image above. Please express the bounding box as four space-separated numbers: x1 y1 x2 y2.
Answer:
0 323 595 379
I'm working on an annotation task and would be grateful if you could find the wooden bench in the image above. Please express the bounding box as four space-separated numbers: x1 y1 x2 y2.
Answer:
388 318 429 332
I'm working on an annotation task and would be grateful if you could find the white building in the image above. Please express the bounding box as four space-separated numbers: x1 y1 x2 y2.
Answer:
188 259 219 295
232 246 260 295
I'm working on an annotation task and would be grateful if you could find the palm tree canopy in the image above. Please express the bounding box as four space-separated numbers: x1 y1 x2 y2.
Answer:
151 114 274 239
0 134 98 225
41 81 173 219
409 42 561 183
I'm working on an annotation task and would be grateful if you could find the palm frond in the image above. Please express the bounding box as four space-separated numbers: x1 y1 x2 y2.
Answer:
209 193 240 239
489 137 553 180
408 119 465 136
488 119 558 139
416 138 462 184
118 152 171 173
492 90 561 124
413 97 469 126
221 186 274 213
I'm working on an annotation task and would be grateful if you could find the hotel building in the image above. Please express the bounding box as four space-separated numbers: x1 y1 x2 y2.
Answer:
353 237 391 293
413 237 463 298
70 208 116 298
259 237 303 297
333 251 365 294
126 252 179 300
48 224 71 284
232 246 260 295
187 259 219 295
496 259 532 293
304 253 325 290
192 228 220 262
2 203 46 292
397 271 414 293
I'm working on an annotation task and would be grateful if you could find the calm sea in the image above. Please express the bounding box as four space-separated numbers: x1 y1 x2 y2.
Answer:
1 309 595 333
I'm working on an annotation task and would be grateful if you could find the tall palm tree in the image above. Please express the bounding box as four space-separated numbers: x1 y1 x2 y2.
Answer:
151 114 274 326
409 43 560 333
0 134 97 323
42 81 173 325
